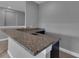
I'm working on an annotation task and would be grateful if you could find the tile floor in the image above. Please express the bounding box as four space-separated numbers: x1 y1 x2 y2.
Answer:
59 51 76 58
0 40 9 58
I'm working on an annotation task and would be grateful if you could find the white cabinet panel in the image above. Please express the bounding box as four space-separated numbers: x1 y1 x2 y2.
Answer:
8 38 46 58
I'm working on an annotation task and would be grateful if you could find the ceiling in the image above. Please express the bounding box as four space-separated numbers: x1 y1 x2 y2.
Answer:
34 1 46 4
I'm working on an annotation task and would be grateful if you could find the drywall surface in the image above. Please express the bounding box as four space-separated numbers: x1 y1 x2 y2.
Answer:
26 1 39 28
0 8 4 26
39 1 79 54
47 32 79 54
60 34 79 54
0 1 26 12
39 1 79 37
17 12 25 26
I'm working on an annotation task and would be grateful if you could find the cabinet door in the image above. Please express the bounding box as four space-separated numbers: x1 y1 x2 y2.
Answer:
0 9 4 26
5 11 17 26
17 12 25 26
8 38 46 58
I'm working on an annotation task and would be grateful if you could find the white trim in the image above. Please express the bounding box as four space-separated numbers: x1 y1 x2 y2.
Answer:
0 38 8 41
7 50 13 58
60 47 79 58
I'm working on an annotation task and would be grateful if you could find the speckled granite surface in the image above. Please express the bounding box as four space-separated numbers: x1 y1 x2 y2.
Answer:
1 28 59 55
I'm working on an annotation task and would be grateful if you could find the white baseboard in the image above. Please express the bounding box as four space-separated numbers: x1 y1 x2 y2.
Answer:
60 47 79 58
7 50 13 58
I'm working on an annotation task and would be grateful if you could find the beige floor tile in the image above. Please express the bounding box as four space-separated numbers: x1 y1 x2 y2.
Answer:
59 51 76 58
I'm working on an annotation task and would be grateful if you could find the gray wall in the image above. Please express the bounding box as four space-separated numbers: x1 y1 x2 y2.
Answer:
0 1 26 12
0 8 4 26
17 12 25 26
0 9 25 26
39 1 79 37
39 1 79 54
0 1 25 26
26 1 39 28
5 11 17 26
47 32 79 54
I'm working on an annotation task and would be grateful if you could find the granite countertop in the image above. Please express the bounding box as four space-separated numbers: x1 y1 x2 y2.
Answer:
1 28 59 56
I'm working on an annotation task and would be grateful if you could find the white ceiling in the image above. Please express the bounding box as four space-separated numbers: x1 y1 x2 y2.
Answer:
34 1 46 4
